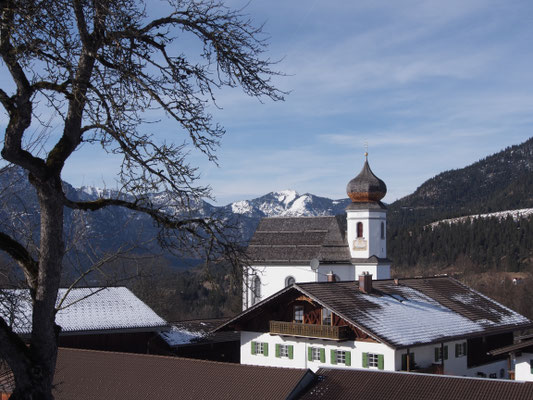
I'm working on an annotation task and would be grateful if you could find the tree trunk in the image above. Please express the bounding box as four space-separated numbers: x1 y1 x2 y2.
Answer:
10 176 64 399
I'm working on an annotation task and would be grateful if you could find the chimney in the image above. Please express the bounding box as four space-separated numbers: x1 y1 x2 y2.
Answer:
359 272 373 293
327 271 335 282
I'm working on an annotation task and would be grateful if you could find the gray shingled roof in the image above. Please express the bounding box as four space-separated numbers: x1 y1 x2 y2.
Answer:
247 216 351 264
217 277 533 349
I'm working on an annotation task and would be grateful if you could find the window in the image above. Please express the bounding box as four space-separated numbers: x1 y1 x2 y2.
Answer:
330 349 351 366
294 305 304 323
362 352 384 370
276 344 294 359
368 353 379 367
251 341 268 356
322 308 332 325
455 342 467 357
285 276 296 287
381 222 385 239
308 347 325 363
252 276 261 305
434 345 449 362
401 352 415 371
357 222 363 238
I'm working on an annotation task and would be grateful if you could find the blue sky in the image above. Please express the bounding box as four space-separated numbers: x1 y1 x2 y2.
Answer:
4 0 533 205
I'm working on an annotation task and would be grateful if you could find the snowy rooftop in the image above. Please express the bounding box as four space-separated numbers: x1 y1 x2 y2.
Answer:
219 277 532 348
0 287 169 335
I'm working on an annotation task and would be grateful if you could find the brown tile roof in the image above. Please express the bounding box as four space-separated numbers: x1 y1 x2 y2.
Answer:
300 368 533 400
247 216 351 264
217 277 533 348
52 348 313 400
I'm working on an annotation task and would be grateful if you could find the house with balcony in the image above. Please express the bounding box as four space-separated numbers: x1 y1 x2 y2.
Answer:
231 154 533 378
217 275 533 377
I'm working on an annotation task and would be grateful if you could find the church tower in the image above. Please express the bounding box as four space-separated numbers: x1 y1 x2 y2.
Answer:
346 153 391 280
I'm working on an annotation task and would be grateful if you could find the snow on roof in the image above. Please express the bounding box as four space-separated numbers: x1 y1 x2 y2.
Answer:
0 287 169 335
219 276 532 348
159 326 204 346
297 278 532 347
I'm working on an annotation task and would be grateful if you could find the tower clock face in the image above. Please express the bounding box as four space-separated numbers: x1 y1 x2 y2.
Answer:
353 239 367 251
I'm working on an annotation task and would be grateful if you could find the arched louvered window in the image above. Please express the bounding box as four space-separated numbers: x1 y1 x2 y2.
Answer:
252 276 261 304
357 222 363 238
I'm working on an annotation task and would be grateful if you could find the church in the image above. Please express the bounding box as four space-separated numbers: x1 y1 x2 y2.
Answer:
216 155 533 378
242 153 391 309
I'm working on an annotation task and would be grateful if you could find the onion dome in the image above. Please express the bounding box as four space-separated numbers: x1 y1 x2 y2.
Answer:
346 153 387 202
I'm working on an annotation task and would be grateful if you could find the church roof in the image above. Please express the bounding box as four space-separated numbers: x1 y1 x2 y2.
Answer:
346 157 387 203
246 216 352 265
216 276 532 349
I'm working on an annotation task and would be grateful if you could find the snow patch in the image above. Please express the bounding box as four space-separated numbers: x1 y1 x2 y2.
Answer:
430 208 533 228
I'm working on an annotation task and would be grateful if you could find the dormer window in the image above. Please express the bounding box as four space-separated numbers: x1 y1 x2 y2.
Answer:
357 222 363 238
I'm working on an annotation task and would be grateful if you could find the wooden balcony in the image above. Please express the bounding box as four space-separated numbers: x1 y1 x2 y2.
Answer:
269 321 351 340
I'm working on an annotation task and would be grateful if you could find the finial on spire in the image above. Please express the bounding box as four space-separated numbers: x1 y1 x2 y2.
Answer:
364 140 368 159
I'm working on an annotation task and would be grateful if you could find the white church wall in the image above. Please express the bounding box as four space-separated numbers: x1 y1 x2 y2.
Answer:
346 209 387 259
243 265 317 309
354 264 390 280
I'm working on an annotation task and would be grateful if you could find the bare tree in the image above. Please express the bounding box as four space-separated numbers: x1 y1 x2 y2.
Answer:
0 0 283 397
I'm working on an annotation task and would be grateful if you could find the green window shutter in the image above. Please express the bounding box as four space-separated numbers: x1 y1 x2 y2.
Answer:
401 353 407 370
308 347 313 362
288 345 294 360
263 343 268 357
276 344 281 358
330 350 337 365
362 352 368 368
444 346 448 360
455 343 459 358
345 351 351 367
251 341 257 355
378 354 384 370
320 348 325 363
434 347 439 362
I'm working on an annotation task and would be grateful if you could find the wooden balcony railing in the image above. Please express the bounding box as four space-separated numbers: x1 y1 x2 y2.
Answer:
269 321 351 340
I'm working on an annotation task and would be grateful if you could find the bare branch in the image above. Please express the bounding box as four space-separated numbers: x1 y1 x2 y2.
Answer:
0 232 38 290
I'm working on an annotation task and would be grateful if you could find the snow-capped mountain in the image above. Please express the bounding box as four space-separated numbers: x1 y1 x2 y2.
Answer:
223 190 350 218
0 167 351 271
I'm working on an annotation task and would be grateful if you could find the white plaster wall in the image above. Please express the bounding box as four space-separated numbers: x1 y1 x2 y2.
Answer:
346 209 387 259
355 264 390 280
515 353 533 381
317 264 356 282
241 331 395 372
395 341 509 378
243 265 317 309
243 263 358 309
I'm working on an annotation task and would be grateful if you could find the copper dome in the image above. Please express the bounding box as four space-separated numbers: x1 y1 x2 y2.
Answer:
346 158 387 202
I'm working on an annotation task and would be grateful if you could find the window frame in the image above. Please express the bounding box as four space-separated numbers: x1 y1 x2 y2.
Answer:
357 222 364 238
294 305 304 323
285 276 296 287
368 353 379 368
322 308 332 326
